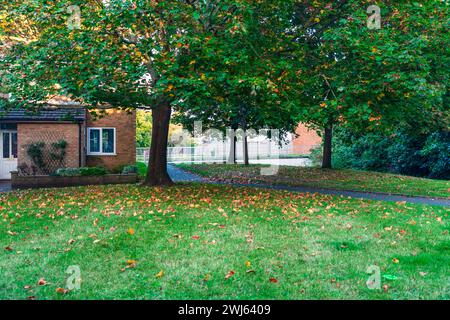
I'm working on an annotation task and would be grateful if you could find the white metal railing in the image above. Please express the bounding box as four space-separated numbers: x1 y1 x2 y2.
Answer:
137 141 317 164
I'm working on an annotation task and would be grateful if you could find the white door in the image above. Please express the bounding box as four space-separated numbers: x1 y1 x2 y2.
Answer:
0 131 18 180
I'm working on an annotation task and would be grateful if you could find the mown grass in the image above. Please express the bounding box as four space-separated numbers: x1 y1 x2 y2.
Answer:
1 184 448 300
178 164 450 198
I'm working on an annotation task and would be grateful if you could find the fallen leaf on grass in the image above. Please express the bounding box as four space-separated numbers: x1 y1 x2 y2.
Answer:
126 260 137 268
392 258 400 264
155 270 164 278
127 228 135 235
56 288 69 294
225 271 235 280
269 277 278 283
245 261 251 268
192 235 200 240
37 278 47 286
68 239 75 245
4 246 13 251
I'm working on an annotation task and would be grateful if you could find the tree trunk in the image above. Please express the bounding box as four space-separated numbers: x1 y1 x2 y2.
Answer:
322 124 333 169
243 131 249 166
144 100 174 186
227 131 237 164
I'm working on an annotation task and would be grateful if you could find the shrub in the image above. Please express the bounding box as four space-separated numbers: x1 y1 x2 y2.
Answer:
136 162 148 177
122 165 138 175
420 132 450 179
55 168 81 177
55 166 108 177
332 128 450 179
79 166 108 176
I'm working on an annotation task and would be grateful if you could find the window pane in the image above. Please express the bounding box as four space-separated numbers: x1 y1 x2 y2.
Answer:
11 132 17 158
2 132 10 158
89 129 100 153
102 129 114 154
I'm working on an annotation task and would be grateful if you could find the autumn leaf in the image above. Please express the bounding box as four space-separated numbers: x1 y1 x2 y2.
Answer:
127 228 135 235
269 277 278 283
37 278 47 286
126 260 137 268
56 287 68 294
192 235 200 240
155 270 164 278
245 261 251 268
392 258 400 264
225 271 235 280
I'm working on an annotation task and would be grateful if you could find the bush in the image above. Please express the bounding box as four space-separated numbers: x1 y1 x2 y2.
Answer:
79 167 108 176
55 166 108 177
136 162 148 177
54 168 81 177
122 165 138 175
332 128 450 179
421 132 450 179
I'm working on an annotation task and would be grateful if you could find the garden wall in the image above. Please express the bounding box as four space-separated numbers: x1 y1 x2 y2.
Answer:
11 171 138 189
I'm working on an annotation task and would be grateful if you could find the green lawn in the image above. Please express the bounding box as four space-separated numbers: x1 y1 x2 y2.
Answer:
178 164 450 198
1 184 449 300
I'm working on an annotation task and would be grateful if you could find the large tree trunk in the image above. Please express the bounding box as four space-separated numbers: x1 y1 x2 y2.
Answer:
243 130 249 166
227 131 237 164
144 100 173 186
322 124 333 169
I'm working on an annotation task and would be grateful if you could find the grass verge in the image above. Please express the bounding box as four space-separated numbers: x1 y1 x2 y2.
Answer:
1 184 448 299
178 164 450 198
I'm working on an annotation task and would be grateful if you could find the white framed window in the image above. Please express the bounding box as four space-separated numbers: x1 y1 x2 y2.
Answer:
87 127 116 155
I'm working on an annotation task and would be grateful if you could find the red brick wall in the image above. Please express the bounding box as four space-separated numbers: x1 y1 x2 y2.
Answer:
18 123 81 168
292 123 322 154
86 109 136 171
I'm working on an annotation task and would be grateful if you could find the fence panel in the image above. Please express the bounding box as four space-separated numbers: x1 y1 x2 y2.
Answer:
136 139 313 164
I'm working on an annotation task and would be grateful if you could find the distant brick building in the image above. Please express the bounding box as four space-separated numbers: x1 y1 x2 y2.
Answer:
291 123 322 155
0 106 136 179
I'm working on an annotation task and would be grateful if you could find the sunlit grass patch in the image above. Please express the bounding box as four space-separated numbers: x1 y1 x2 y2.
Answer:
0 184 448 300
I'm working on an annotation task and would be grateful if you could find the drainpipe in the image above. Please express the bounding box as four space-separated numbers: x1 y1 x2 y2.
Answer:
78 122 82 167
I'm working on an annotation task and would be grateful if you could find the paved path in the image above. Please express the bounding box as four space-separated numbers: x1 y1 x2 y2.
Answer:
167 165 450 207
167 165 205 183
0 181 11 193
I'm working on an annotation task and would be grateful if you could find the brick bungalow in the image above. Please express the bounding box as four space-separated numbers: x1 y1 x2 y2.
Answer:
0 105 136 180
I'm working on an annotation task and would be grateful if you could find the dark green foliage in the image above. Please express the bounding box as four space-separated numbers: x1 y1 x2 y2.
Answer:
332 129 450 179
136 162 148 177
26 142 45 170
122 165 138 175
55 166 108 177
49 139 68 161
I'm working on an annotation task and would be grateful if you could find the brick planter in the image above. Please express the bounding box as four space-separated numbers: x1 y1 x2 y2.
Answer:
10 171 138 190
